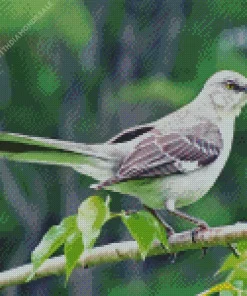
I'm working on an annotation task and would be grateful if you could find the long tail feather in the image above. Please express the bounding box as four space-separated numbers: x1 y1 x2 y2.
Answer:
0 132 111 166
0 132 121 182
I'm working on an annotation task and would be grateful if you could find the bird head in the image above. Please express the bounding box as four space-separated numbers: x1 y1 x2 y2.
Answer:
201 70 247 118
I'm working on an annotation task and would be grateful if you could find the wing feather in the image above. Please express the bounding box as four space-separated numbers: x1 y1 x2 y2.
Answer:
116 128 223 180
95 122 223 189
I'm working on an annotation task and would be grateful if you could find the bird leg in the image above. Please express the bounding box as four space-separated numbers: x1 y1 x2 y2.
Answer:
165 202 240 258
165 201 210 256
167 207 211 257
166 207 209 256
143 205 175 237
166 207 209 231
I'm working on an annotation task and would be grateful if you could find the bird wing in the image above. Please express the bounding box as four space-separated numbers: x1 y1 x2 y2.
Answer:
114 122 223 181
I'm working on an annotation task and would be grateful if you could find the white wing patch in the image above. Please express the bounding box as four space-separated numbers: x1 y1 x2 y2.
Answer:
179 160 200 172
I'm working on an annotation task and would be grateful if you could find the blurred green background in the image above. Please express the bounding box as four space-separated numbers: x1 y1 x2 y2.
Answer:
0 0 247 295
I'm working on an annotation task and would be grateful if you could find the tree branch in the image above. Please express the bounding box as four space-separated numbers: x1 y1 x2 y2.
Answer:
1 222 247 288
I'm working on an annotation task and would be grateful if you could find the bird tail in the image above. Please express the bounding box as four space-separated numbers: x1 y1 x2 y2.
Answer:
0 132 118 182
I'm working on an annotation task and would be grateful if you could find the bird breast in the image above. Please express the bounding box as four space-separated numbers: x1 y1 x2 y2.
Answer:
161 117 235 209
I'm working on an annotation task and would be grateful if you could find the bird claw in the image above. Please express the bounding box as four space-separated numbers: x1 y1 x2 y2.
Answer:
191 222 209 243
191 222 209 257
191 225 240 259
166 227 175 238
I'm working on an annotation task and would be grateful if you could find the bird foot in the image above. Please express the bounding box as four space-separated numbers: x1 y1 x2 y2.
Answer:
191 222 209 258
166 227 175 238
191 224 240 258
191 222 209 243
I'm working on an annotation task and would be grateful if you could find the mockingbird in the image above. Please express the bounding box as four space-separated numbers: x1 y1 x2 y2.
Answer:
0 70 246 242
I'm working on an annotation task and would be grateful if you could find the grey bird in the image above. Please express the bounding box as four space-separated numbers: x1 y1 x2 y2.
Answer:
0 70 246 249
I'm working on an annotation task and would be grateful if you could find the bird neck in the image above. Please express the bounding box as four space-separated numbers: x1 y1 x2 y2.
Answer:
190 93 238 124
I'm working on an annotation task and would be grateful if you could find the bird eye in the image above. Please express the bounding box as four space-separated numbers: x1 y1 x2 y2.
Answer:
225 81 239 90
226 83 235 90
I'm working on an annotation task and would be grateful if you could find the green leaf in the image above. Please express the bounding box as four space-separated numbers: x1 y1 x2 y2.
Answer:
77 196 110 249
217 241 247 275
238 241 247 253
64 230 84 282
29 215 77 281
122 211 169 260
227 268 247 288
232 280 244 290
154 218 169 249
198 282 237 296
217 254 242 275
219 291 236 296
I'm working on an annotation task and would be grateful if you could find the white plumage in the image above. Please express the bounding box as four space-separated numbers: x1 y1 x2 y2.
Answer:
0 70 247 229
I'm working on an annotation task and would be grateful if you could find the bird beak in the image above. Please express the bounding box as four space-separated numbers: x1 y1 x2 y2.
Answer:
240 86 247 93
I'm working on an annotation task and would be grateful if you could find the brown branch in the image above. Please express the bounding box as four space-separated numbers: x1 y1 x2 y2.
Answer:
0 222 247 288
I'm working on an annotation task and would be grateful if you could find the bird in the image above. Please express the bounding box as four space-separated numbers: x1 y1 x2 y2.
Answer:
0 70 246 246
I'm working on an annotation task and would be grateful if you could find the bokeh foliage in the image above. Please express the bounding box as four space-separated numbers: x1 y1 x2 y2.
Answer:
0 0 247 295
